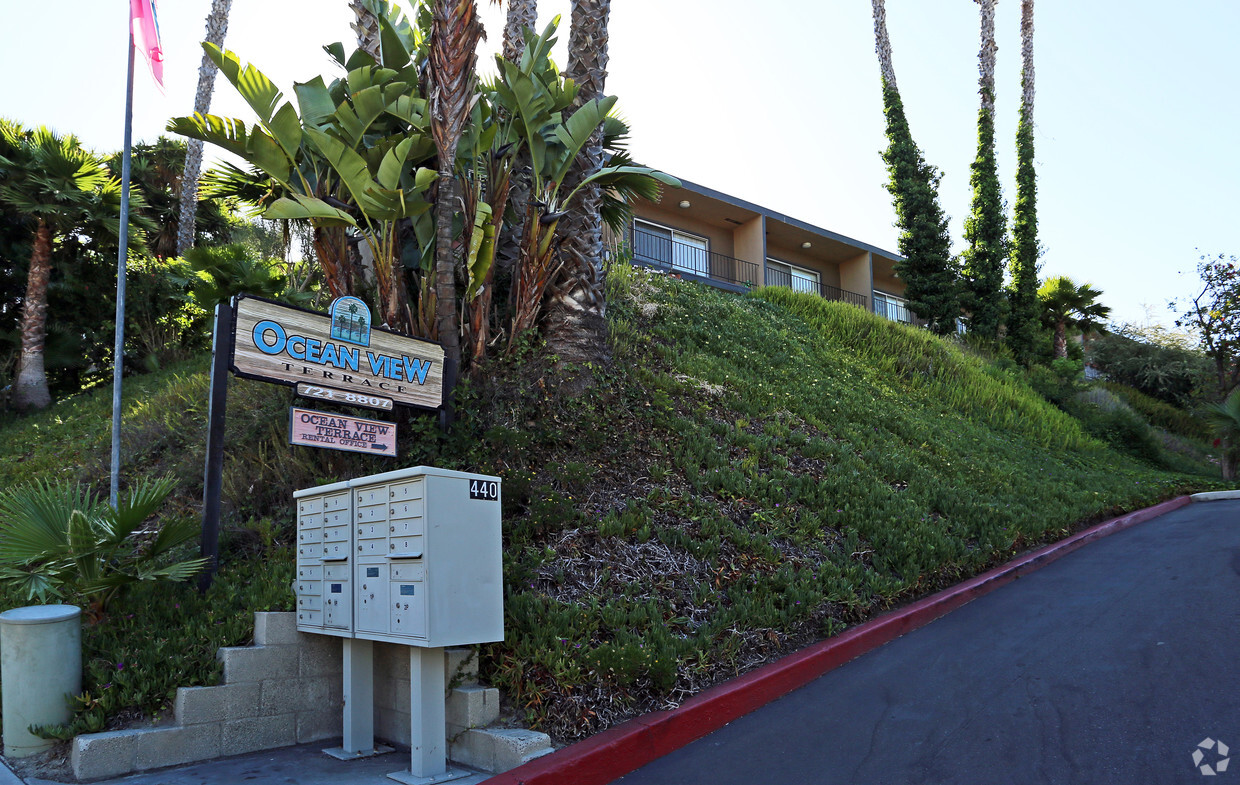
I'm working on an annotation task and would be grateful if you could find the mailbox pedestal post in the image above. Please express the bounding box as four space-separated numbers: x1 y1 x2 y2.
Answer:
388 646 468 784
343 638 374 754
325 638 393 760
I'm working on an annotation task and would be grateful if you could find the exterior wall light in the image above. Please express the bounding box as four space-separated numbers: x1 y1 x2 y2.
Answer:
801 241 812 249
678 200 691 209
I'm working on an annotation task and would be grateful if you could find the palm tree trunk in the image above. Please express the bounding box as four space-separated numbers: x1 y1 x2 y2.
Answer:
434 170 460 353
496 0 538 281
1020 0 1035 117
429 0 483 373
504 0 537 62
1053 320 1067 359
351 0 382 61
871 0 898 89
13 220 54 411
1221 437 1235 481
176 0 233 256
977 0 997 117
546 0 611 367
311 226 353 299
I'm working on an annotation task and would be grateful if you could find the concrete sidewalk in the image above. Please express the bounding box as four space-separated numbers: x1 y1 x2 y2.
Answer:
612 499 1240 785
10 743 490 785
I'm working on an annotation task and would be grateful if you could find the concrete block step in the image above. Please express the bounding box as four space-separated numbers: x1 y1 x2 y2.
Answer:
449 727 554 774
446 684 500 731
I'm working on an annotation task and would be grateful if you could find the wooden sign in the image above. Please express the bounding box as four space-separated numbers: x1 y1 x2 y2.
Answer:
288 407 397 456
232 296 443 411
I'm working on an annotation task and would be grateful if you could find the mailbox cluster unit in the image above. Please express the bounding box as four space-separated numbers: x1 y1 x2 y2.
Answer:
294 467 503 647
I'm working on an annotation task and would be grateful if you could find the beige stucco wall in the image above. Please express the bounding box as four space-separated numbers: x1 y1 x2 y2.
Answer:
839 251 873 310
734 216 765 266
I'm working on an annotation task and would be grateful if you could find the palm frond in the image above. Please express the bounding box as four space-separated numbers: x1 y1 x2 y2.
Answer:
144 515 204 559
98 476 177 545
0 481 97 563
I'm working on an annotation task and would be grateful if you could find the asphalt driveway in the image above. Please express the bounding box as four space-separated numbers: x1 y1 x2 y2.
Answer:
615 499 1240 785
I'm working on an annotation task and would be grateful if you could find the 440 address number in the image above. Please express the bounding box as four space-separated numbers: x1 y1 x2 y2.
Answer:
296 383 394 411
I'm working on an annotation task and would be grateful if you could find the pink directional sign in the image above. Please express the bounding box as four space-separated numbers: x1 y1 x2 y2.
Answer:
288 407 397 457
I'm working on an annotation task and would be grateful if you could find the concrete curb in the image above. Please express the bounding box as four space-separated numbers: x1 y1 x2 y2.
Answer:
1191 490 1240 502
481 494 1195 785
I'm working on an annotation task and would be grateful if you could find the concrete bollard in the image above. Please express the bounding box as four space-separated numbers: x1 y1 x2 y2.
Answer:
0 605 82 758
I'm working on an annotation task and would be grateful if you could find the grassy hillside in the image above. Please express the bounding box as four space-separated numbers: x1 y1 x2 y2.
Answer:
0 266 1222 741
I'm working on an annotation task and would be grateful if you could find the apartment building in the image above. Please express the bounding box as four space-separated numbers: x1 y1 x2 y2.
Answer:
624 175 920 325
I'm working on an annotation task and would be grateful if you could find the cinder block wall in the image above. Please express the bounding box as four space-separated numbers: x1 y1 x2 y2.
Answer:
70 613 516 782
72 613 344 781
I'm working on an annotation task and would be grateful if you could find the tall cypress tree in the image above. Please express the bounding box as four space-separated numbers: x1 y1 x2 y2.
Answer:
1007 0 1040 363
873 0 959 334
961 0 1008 340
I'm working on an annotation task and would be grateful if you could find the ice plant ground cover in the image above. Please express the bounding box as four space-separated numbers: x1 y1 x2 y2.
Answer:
0 267 1222 741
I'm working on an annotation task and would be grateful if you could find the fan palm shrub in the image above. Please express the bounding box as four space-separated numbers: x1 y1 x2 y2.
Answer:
0 476 207 619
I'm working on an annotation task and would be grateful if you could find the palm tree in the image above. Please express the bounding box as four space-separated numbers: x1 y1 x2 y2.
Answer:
429 0 483 375
0 123 132 411
176 0 233 256
1202 390 1240 480
1007 0 1040 363
871 0 960 334
961 0 1007 340
1038 276 1111 359
546 0 612 366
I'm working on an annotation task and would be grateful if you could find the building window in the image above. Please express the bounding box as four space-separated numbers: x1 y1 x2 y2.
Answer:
766 259 821 295
873 291 912 323
633 219 710 277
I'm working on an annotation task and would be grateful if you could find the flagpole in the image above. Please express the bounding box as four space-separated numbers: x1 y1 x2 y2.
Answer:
110 16 136 509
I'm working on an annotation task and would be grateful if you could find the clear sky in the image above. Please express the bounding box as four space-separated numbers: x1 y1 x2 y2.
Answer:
4 0 1238 327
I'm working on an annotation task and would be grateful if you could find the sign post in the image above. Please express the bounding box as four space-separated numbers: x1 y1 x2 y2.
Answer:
198 301 234 591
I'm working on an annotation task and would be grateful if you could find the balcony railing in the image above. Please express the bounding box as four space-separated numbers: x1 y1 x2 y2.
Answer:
763 266 869 309
632 228 761 290
629 225 927 327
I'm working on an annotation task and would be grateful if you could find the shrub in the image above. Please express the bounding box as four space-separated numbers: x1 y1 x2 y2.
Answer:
0 476 206 617
1090 331 1211 407
1103 382 1210 442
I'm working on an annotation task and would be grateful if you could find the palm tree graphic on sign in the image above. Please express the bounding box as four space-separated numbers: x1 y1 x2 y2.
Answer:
330 298 370 345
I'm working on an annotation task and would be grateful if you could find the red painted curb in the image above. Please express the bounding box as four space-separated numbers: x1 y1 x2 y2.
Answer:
483 494 1194 785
